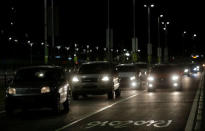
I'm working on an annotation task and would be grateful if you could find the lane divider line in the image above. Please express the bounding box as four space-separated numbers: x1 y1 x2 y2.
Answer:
185 72 204 131
55 94 138 131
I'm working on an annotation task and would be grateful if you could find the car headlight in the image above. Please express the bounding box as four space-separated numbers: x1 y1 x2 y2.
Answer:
7 87 16 95
147 76 154 81
172 75 179 81
41 86 50 94
101 75 110 82
130 76 136 81
184 69 188 73
72 76 80 83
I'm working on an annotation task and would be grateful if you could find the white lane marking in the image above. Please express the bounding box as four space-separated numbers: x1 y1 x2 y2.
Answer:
85 120 172 129
56 94 138 131
0 110 5 114
185 72 204 131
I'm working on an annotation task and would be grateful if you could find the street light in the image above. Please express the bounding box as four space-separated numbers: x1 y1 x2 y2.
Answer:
144 3 155 65
182 31 187 56
29 42 34 64
162 21 170 63
157 14 164 64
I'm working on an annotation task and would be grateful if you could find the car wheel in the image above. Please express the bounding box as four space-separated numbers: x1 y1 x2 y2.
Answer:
108 90 115 99
115 88 121 98
72 93 79 100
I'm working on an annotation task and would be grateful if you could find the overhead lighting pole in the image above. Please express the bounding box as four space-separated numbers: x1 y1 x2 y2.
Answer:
144 4 154 65
157 14 163 64
44 0 48 64
162 21 170 63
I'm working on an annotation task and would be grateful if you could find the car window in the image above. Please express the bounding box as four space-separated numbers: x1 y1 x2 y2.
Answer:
79 63 112 74
14 68 63 82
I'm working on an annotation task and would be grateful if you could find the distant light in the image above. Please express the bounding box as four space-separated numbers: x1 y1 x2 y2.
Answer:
193 34 197 37
161 22 165 24
27 40 31 44
138 50 141 52
41 42 44 45
9 37 12 41
56 46 61 50
96 46 99 50
65 47 70 50
14 39 18 43
68 57 72 61
167 22 170 24
56 56 61 59
29 43 33 47
160 14 163 18
183 31 187 34
144 4 147 7
86 45 89 48
163 27 166 30
104 48 107 51
150 4 155 7
125 52 130 57
10 22 14 25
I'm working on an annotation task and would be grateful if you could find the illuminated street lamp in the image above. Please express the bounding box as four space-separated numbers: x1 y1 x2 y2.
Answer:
182 31 187 56
29 42 34 64
144 3 155 65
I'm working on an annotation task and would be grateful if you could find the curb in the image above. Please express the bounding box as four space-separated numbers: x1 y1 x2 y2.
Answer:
185 72 204 131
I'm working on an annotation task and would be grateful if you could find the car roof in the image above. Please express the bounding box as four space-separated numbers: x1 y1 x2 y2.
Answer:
82 61 110 65
116 63 135 67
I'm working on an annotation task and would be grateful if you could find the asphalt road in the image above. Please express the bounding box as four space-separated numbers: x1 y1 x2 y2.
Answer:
0 74 201 131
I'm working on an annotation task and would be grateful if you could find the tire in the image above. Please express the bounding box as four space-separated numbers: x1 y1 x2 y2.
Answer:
108 90 115 99
53 98 61 114
115 89 121 98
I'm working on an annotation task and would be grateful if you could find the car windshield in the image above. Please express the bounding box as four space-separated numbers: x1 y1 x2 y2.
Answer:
14 68 63 82
116 66 137 72
79 63 112 74
152 65 180 73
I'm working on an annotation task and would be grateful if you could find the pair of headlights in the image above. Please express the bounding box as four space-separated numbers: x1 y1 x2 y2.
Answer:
72 75 110 83
7 86 51 95
147 75 179 81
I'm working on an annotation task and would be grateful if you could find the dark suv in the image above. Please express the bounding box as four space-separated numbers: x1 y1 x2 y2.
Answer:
71 61 120 100
5 65 71 114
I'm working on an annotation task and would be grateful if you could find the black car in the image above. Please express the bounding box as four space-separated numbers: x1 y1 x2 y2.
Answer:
147 64 183 92
71 61 120 100
5 65 71 114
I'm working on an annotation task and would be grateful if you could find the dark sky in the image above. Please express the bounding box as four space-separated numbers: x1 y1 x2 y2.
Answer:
0 0 204 57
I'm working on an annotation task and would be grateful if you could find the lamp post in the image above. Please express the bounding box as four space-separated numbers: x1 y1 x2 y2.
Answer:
162 21 170 63
44 0 48 64
144 4 155 65
29 42 33 64
182 31 187 57
157 14 163 64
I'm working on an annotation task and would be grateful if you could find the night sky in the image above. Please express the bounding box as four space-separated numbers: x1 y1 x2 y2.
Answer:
0 0 204 60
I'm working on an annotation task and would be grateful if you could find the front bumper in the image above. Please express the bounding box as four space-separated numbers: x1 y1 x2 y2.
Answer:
71 82 114 95
5 93 58 108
